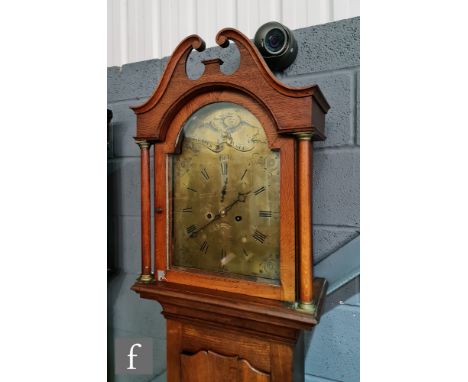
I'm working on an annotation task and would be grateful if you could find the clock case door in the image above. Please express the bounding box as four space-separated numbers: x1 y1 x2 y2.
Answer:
131 29 329 303
155 91 296 301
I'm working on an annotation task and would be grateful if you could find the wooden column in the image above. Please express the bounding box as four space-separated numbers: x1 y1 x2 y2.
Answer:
296 133 315 312
136 139 154 283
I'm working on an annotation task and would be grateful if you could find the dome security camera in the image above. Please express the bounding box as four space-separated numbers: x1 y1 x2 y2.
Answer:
254 22 298 71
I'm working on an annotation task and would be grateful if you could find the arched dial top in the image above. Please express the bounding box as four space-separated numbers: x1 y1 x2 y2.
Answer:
170 102 280 282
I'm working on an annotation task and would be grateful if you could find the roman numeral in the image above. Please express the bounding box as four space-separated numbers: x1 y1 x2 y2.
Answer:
186 224 197 236
254 186 265 195
200 168 209 181
220 161 228 176
182 207 192 213
200 240 209 254
240 169 248 180
259 210 272 218
252 230 267 244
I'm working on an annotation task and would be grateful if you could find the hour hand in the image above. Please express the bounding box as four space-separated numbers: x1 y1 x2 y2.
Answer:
220 177 228 202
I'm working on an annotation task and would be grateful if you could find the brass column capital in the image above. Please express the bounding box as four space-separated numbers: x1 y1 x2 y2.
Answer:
294 132 314 141
135 139 152 149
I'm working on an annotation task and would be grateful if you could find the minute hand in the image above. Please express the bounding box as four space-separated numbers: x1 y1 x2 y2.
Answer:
221 190 251 214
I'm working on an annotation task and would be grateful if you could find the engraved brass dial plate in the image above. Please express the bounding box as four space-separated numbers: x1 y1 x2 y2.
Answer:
170 102 280 282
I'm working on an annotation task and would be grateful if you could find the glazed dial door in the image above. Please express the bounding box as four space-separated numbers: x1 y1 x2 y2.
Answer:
170 102 280 282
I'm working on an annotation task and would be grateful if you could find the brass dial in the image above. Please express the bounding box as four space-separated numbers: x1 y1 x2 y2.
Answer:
170 102 280 282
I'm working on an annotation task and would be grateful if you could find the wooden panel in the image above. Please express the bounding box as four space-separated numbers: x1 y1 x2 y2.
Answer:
270 342 294 382
197 0 218 48
258 0 282 26
160 0 179 59
127 0 145 63
182 324 271 372
181 351 237 382
215 0 237 31
306 0 332 26
167 320 183 382
239 359 270 382
181 350 270 382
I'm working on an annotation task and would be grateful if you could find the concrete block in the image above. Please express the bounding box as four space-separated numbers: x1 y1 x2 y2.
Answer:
356 70 360 146
108 273 166 340
112 371 150 382
108 109 114 159
305 374 341 382
186 42 240 79
284 17 360 77
109 157 156 217
305 305 360 382
108 158 140 216
110 216 141 274
315 236 360 294
160 41 240 82
345 291 360 307
161 57 169 73
107 66 122 102
313 149 360 227
108 59 162 103
338 277 360 306
152 371 167 382
108 101 139 157
284 72 353 148
323 277 360 314
313 227 359 264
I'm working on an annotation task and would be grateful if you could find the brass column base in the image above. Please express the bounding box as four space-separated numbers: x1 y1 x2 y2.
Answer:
137 274 155 283
297 302 317 314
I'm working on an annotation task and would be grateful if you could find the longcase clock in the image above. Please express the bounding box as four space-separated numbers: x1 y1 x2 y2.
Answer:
131 28 330 382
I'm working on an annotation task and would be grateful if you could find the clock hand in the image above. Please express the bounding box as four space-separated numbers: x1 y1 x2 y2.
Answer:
189 211 222 237
220 177 228 202
222 190 251 214
189 191 251 237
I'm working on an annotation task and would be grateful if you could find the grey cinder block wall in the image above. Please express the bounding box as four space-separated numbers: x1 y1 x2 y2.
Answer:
108 17 359 382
